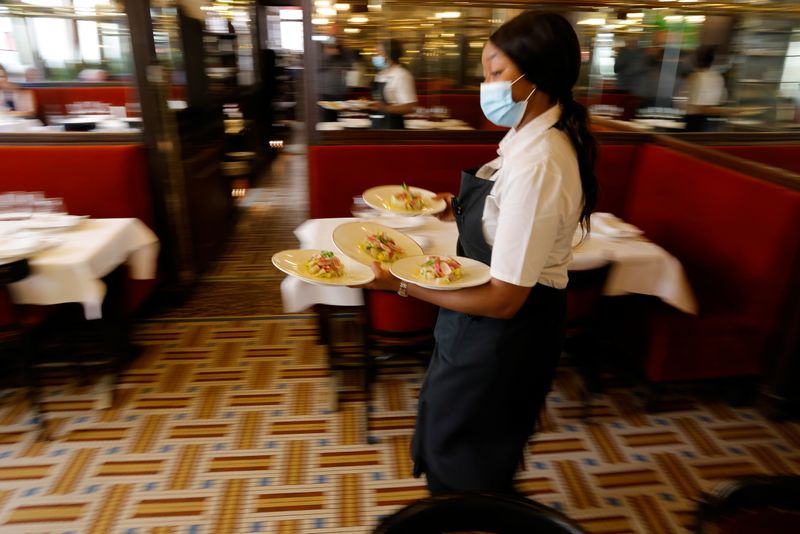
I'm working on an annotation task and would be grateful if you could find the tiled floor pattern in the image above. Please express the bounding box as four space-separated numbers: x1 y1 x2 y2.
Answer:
0 154 799 533
1 316 800 533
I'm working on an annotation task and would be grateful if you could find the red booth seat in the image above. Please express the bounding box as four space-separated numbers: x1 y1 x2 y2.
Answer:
712 145 800 176
309 142 638 220
308 144 499 219
310 140 800 385
624 144 800 382
0 144 156 313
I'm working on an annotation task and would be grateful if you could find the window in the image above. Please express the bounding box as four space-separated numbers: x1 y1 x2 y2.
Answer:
780 37 800 97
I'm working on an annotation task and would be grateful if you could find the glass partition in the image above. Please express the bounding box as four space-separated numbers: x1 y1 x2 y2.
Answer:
0 0 133 82
0 0 141 134
304 1 800 138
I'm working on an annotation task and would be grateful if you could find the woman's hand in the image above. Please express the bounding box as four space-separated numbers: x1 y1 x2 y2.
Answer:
351 261 401 292
367 101 385 112
433 193 456 222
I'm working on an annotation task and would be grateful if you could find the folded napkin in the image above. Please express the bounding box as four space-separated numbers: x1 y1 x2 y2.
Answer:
590 212 644 238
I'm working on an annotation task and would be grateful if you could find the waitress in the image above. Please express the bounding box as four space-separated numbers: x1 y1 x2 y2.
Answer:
369 39 417 129
362 12 599 494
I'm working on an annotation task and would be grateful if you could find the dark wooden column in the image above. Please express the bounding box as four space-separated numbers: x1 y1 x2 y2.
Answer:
124 0 195 287
302 0 319 145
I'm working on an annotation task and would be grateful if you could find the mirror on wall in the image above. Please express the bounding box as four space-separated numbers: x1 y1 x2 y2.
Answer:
296 1 800 138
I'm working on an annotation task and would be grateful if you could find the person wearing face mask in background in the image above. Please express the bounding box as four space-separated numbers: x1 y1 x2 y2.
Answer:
361 11 597 494
368 39 417 129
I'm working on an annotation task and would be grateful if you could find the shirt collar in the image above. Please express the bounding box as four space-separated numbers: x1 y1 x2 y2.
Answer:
498 104 562 159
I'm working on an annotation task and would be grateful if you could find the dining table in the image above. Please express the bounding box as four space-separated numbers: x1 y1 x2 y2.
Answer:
0 217 159 319
279 213 698 315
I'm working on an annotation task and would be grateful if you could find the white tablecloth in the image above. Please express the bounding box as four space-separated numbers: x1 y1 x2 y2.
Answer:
4 218 159 319
281 217 698 315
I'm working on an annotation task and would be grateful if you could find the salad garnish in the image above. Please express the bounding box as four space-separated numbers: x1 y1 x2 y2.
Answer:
306 250 345 278
418 256 462 285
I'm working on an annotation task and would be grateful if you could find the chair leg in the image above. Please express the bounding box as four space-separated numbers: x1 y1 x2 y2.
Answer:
21 335 51 441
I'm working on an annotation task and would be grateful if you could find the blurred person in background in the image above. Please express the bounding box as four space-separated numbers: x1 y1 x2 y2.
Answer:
614 36 647 94
369 39 417 129
0 63 35 114
318 42 349 122
683 45 727 132
345 49 369 92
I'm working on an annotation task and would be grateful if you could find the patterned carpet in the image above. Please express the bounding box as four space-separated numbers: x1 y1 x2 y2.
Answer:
0 154 798 533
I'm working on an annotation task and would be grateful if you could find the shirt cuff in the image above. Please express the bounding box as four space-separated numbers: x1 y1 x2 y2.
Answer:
490 269 537 288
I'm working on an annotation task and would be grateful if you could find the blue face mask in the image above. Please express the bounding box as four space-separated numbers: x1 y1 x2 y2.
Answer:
372 55 386 70
480 73 536 128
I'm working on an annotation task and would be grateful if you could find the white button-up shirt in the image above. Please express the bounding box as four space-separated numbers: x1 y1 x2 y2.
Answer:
375 64 417 105
477 104 583 289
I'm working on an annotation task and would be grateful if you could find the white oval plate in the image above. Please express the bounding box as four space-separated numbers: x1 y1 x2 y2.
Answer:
390 255 491 291
272 249 375 287
339 118 371 129
21 214 88 230
362 185 446 216
0 237 42 260
332 222 423 268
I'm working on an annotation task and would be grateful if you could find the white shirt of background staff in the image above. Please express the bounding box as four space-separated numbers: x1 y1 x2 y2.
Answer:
476 103 583 289
374 64 417 105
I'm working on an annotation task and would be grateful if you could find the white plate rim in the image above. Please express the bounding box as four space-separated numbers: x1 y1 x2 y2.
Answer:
0 237 44 260
20 214 88 230
390 254 492 291
331 221 423 268
271 249 375 287
362 185 447 216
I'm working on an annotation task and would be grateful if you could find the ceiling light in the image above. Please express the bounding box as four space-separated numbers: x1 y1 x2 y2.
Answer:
314 0 331 6
627 12 645 19
440 33 455 37
311 18 329 25
343 27 360 33
317 7 336 16
686 15 706 23
577 18 606 26
333 3 350 10
664 15 684 22
435 12 461 19
349 16 368 23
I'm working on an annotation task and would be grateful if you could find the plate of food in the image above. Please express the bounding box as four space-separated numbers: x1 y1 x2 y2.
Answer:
362 184 446 216
318 100 346 111
332 222 423 268
390 255 491 291
271 249 374 287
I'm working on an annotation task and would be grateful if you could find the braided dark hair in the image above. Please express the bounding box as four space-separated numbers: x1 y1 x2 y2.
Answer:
490 11 598 232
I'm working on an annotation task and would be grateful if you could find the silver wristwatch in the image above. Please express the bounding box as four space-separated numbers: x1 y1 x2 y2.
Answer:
397 280 409 297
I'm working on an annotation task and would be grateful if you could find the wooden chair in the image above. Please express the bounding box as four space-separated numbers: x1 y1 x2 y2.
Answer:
0 259 54 439
373 492 587 534
565 263 613 421
695 476 800 534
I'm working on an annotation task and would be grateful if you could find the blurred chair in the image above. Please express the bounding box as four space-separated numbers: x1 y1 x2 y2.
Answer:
565 263 612 421
695 476 800 534
0 259 52 439
362 291 437 437
373 492 587 534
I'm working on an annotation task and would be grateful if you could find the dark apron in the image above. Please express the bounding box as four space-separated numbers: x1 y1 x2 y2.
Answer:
371 80 405 129
411 167 567 493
